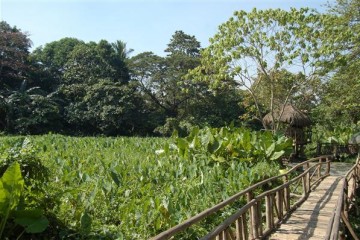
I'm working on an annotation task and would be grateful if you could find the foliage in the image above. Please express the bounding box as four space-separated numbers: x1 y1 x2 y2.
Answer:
0 134 283 239
129 31 201 121
0 137 49 186
0 3 359 138
314 55 360 128
31 38 84 88
161 126 292 165
0 160 49 239
0 21 32 90
62 80 143 135
5 83 62 134
311 123 360 144
187 8 353 131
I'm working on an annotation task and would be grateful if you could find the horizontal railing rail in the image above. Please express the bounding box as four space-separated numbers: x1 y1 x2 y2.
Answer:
316 143 359 157
151 155 333 240
326 155 360 240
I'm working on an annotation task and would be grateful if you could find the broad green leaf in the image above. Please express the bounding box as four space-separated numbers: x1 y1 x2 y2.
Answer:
0 181 6 215
80 211 92 234
266 143 276 157
0 162 24 213
110 170 121 187
14 215 49 233
270 150 285 161
14 209 42 219
208 139 221 154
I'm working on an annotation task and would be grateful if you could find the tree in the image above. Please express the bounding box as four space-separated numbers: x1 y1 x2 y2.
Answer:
63 40 130 85
129 31 201 123
187 8 353 132
6 81 61 134
0 21 32 90
326 0 360 60
313 0 360 128
62 79 141 135
58 40 141 135
111 40 134 61
247 70 320 119
30 38 84 90
165 30 200 57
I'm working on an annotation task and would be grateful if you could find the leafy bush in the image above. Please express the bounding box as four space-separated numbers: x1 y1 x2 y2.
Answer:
0 162 49 239
311 123 360 145
0 138 49 185
0 134 286 239
160 126 292 165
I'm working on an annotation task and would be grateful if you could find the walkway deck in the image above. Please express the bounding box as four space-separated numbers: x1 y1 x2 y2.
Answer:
151 157 359 240
268 176 343 240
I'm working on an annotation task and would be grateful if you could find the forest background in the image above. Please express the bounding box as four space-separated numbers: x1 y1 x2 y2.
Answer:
0 0 359 137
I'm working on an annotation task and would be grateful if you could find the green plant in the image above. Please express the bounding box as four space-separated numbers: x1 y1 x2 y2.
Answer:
162 126 292 165
0 134 286 239
0 162 49 239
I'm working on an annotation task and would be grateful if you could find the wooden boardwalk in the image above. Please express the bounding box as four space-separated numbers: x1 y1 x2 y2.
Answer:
151 156 360 240
268 176 343 239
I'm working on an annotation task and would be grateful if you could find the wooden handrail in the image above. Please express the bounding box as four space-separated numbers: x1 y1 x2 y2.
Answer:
151 155 333 240
325 156 360 240
202 157 332 239
324 178 345 240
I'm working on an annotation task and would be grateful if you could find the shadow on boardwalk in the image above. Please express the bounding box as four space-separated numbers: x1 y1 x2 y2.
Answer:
268 176 343 240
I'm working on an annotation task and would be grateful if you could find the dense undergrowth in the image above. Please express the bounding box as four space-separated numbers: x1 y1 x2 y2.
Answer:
0 127 292 239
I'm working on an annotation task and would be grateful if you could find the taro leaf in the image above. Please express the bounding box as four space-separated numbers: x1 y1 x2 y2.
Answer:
0 181 6 215
0 162 24 214
265 143 276 158
80 211 92 234
208 139 221 154
327 136 339 144
176 138 188 157
14 209 42 219
211 154 226 163
241 129 252 152
159 205 169 219
110 170 121 187
270 150 285 161
202 129 214 147
14 215 49 233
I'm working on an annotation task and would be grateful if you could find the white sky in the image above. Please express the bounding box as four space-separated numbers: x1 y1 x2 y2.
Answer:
1 0 330 56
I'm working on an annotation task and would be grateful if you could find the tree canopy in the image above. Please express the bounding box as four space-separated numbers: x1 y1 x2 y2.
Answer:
187 7 355 131
0 1 359 136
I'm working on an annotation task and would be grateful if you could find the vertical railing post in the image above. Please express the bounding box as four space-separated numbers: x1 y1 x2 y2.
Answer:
283 174 290 213
276 189 283 220
317 158 322 179
266 194 273 231
257 199 263 237
302 175 307 198
242 213 248 240
305 162 310 193
326 157 331 175
247 191 254 239
251 199 259 239
344 178 349 220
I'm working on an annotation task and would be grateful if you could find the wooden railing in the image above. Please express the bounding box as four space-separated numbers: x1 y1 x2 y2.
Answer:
325 156 360 240
316 143 359 158
151 156 333 240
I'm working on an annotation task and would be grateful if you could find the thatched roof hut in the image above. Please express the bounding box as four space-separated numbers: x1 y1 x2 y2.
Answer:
263 104 311 127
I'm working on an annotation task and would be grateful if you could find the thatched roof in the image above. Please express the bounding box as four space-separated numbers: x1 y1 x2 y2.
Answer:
263 104 311 127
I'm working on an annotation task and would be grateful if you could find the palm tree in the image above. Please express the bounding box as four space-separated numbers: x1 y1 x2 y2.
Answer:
111 40 134 61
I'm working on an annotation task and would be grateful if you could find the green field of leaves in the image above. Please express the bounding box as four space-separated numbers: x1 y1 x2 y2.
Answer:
0 128 288 239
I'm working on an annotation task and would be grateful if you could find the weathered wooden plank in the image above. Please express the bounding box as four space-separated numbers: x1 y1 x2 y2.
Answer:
267 176 343 239
269 233 325 240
